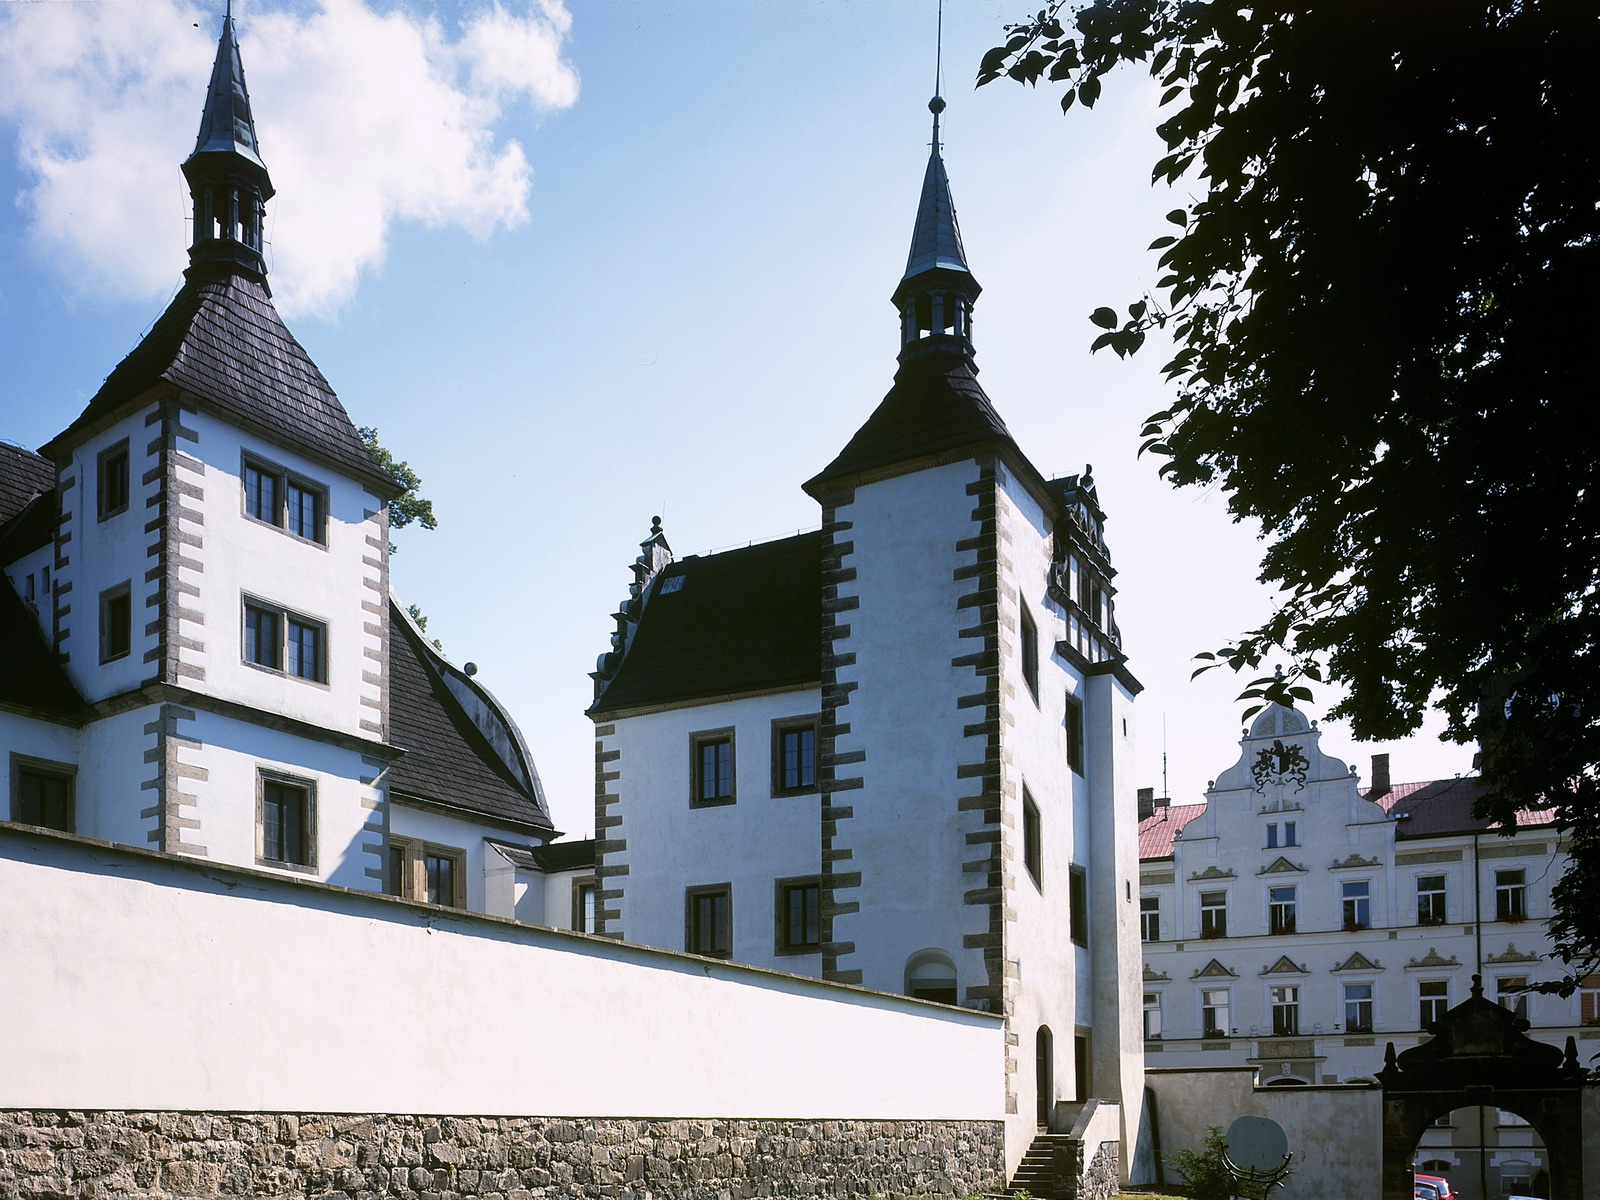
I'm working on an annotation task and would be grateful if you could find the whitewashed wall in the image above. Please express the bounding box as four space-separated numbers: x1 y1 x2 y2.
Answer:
0 826 1003 1119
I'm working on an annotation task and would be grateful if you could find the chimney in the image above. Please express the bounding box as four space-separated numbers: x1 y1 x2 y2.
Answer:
1155 795 1170 808
1371 753 1391 796
1137 787 1155 821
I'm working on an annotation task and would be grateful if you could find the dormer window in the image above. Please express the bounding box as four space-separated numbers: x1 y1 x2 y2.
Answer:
242 454 326 545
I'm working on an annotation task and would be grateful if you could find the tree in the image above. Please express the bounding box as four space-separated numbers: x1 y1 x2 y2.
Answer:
980 2 1599 983
359 425 438 536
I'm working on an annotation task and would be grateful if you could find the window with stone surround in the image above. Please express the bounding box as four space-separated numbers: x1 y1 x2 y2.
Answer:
1201 987 1230 1036
573 877 598 932
1343 981 1374 1032
1341 879 1371 931
775 876 820 954
1064 694 1084 775
242 453 327 545
97 440 129 521
10 755 75 833
385 836 464 906
99 582 132 663
1069 864 1088 946
1200 890 1228 938
242 597 326 683
1020 603 1039 702
257 772 315 871
689 728 735 807
771 716 818 795
1023 789 1042 889
686 883 732 957
1270 984 1300 1036
1269 885 1298 936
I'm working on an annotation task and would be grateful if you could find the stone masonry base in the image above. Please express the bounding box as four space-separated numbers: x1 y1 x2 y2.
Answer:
0 1111 1005 1200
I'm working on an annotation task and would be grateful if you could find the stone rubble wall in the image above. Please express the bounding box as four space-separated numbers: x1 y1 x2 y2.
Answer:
0 1110 1005 1200
1078 1140 1119 1200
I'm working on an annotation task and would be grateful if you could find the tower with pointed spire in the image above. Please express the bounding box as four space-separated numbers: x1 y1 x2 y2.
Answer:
590 92 1146 1181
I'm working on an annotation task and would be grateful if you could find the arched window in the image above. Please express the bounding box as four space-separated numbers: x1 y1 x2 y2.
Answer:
904 949 957 1005
1036 1026 1054 1128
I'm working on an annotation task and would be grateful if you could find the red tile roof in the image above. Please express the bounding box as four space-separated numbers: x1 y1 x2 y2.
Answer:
1138 802 1207 860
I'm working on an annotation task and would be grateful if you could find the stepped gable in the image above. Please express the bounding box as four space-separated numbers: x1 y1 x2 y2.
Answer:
805 353 1018 493
589 530 824 717
0 575 82 719
41 276 395 494
387 600 553 833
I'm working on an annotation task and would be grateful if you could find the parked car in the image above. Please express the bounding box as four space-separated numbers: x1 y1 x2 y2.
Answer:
1414 1174 1453 1200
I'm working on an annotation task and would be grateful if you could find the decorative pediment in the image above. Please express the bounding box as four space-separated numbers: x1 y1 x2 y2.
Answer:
1190 866 1236 881
1406 947 1460 970
1331 853 1380 870
1332 951 1383 973
1143 964 1171 982
1257 856 1306 875
1191 958 1238 980
1485 943 1541 964
1261 955 1309 976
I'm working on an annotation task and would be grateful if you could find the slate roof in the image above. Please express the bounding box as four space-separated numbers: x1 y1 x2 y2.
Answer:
527 838 596 873
387 600 553 832
42 276 395 494
0 574 82 719
898 121 976 289
589 530 824 717
0 443 55 529
805 353 1018 494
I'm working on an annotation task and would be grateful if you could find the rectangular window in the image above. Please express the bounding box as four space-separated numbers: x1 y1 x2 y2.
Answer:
1341 879 1371 930
1343 982 1374 1032
243 598 325 682
771 716 818 795
573 877 598 933
1143 991 1163 1040
10 757 75 833
1023 789 1042 888
1419 979 1450 1029
1495 868 1527 921
99 583 132 663
242 455 326 545
97 440 130 520
23 574 34 605
1416 874 1447 925
385 840 410 896
1496 975 1528 1019
1266 821 1299 849
259 775 313 868
1201 987 1230 1036
1020 604 1039 702
1270 984 1301 1036
1064 694 1084 775
1069 864 1088 946
1140 895 1161 942
424 848 462 907
1269 885 1297 936
1200 890 1228 938
776 877 821 954
686 884 732 957
1578 973 1600 1025
690 729 735 806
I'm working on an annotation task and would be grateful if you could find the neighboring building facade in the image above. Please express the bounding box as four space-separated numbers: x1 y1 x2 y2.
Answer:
1138 703 1585 1197
587 97 1147 1173
0 17 589 926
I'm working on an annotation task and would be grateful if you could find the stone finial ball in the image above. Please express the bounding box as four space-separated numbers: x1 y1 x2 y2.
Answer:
929 95 946 114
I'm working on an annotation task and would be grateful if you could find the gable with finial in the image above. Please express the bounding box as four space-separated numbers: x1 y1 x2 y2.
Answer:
1485 943 1541 964
1333 951 1382 973
1406 947 1460 969
1191 958 1237 980
1261 955 1309 976
1257 856 1306 875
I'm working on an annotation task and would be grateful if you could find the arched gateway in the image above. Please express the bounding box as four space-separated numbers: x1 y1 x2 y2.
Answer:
1377 974 1590 1200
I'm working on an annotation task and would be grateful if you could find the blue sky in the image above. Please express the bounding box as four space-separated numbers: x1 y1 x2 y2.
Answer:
0 0 1475 837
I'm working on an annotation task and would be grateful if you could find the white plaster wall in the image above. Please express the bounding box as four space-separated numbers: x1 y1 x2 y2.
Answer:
828 460 991 998
75 707 161 846
607 690 822 968
185 410 385 737
540 865 589 929
3 542 56 641
0 828 1004 1120
0 711 79 820
183 710 381 887
56 406 159 703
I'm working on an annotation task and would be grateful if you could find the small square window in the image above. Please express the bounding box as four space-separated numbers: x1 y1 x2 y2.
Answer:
1064 694 1084 775
99 583 132 663
776 876 821 954
573 877 598 932
771 716 819 795
690 728 736 807
1020 604 1039 702
686 883 732 957
1069 864 1088 946
10 756 75 833
259 774 314 869
97 441 129 521
1022 789 1042 888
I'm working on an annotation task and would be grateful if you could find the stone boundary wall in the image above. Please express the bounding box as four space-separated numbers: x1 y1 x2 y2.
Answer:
0 1111 1005 1200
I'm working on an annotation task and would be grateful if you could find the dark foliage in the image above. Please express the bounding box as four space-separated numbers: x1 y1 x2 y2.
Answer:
981 1 1600 982
358 425 438 536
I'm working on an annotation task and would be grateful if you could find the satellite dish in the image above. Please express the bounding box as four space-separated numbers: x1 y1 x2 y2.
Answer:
1225 1116 1289 1173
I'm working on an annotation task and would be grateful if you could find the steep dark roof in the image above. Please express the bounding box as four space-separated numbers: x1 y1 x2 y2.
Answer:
0 575 82 719
805 353 1017 495
387 602 552 832
0 443 55 528
42 276 395 494
589 530 824 717
527 838 596 873
1368 777 1553 839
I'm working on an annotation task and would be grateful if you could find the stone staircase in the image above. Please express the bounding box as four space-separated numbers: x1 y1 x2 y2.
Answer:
1004 1131 1078 1198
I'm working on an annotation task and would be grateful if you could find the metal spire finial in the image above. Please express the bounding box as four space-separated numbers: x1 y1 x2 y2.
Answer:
930 0 945 150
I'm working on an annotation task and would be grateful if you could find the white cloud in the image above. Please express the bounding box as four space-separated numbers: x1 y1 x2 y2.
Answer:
0 0 579 318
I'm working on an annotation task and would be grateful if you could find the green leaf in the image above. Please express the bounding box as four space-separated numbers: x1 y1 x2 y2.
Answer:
1148 235 1178 250
1166 208 1188 227
1090 306 1119 329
